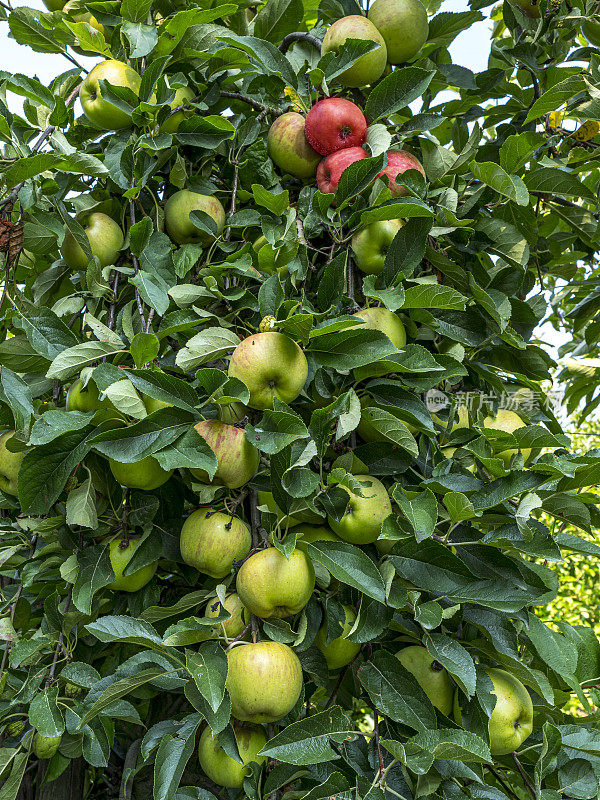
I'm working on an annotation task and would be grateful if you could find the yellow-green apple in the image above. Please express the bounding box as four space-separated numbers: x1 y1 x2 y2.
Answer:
33 734 61 759
397 646 454 715
485 669 533 754
315 605 361 669
80 60 141 130
42 0 66 8
317 147 368 195
368 0 429 63
305 97 368 155
226 642 303 722
354 306 406 348
228 332 308 410
295 524 341 550
483 408 531 466
583 20 600 44
322 15 387 87
61 212 124 269
62 0 106 55
206 593 247 638
164 190 225 245
180 509 251 579
236 548 315 619
267 112 321 179
351 219 403 275
328 476 392 544
192 420 259 489
109 456 173 490
108 538 158 592
0 432 24 496
197 724 267 788
378 150 425 196
159 85 195 133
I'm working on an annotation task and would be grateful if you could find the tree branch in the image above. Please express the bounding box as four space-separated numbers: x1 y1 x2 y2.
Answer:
279 32 322 53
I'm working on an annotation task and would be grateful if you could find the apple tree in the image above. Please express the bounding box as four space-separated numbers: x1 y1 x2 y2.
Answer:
1 0 600 797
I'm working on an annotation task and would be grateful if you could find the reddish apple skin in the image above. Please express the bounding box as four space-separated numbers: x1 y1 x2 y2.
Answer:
378 150 425 196
267 112 321 179
305 98 368 156
317 147 368 195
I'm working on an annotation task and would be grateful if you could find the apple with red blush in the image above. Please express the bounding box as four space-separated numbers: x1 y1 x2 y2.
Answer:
305 98 368 156
317 147 368 195
378 150 425 196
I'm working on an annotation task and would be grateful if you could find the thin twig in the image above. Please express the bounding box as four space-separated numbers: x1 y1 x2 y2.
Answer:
128 197 147 329
373 708 384 782
488 765 522 800
46 585 73 687
512 753 536 799
220 91 281 116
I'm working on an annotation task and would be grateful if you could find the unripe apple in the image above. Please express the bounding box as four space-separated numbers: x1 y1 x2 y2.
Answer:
483 408 531 467
322 16 387 87
351 219 403 275
354 307 406 349
180 509 251 579
60 212 124 270
228 332 308 410
226 642 303 723
67 378 105 412
316 147 368 195
109 456 173 490
42 0 66 9
328 476 392 544
315 605 361 669
192 420 259 489
197 724 267 788
159 86 195 133
295 524 341 551
267 112 321 179
486 669 534 754
80 60 141 130
108 538 158 592
368 0 429 63
0 431 24 496
164 190 226 245
396 646 454 715
305 98 368 156
377 150 425 196
206 593 247 638
236 547 315 619
33 733 61 759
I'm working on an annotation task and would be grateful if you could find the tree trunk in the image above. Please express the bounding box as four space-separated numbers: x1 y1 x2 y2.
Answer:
34 758 85 800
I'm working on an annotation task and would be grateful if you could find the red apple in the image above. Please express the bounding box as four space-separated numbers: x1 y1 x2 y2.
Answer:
377 150 425 196
305 98 368 156
317 147 368 195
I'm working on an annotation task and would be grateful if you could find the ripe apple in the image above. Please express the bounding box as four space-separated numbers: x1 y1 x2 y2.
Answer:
396 646 454 715
159 85 195 133
80 60 142 130
33 733 61 759
197 724 267 788
328 475 392 544
0 432 24 496
108 538 158 592
378 150 425 196
583 20 600 45
226 641 303 722
164 190 226 245
206 593 247 639
228 332 308 410
368 0 429 64
317 146 368 195
510 0 541 17
267 112 321 179
236 548 315 618
62 0 106 56
483 408 531 467
315 605 361 669
180 509 251 579
109 456 173 490
61 212 124 270
486 669 534 754
192 420 259 489
321 15 387 87
354 307 406 349
305 97 368 156
351 219 403 275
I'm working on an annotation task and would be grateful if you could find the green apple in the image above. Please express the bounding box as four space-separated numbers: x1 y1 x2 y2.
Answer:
226 642 303 722
109 456 173 490
483 408 531 467
62 0 106 56
322 15 387 87
108 538 158 592
368 0 429 63
42 0 66 8
397 646 454 715
67 378 104 412
351 219 403 275
228 332 308 410
315 605 361 669
328 476 392 544
354 306 406 349
61 212 124 270
80 60 141 130
295 524 341 551
159 85 195 133
583 20 600 46
510 0 541 17
485 669 534 754
206 593 247 639
164 189 226 245
33 733 61 759
217 401 247 424
236 548 315 619
0 431 25 496
192 420 259 489
180 509 251 579
198 724 267 788
143 395 172 414
267 112 321 179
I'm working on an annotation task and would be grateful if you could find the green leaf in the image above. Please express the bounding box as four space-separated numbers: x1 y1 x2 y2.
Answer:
29 687 65 738
409 728 491 762
471 161 529 206
304 541 386 601
393 487 437 541
175 327 240 372
253 0 304 42
365 67 435 122
46 341 126 380
402 283 467 310
65 466 98 529
186 643 227 713
259 706 355 764
90 407 194 461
